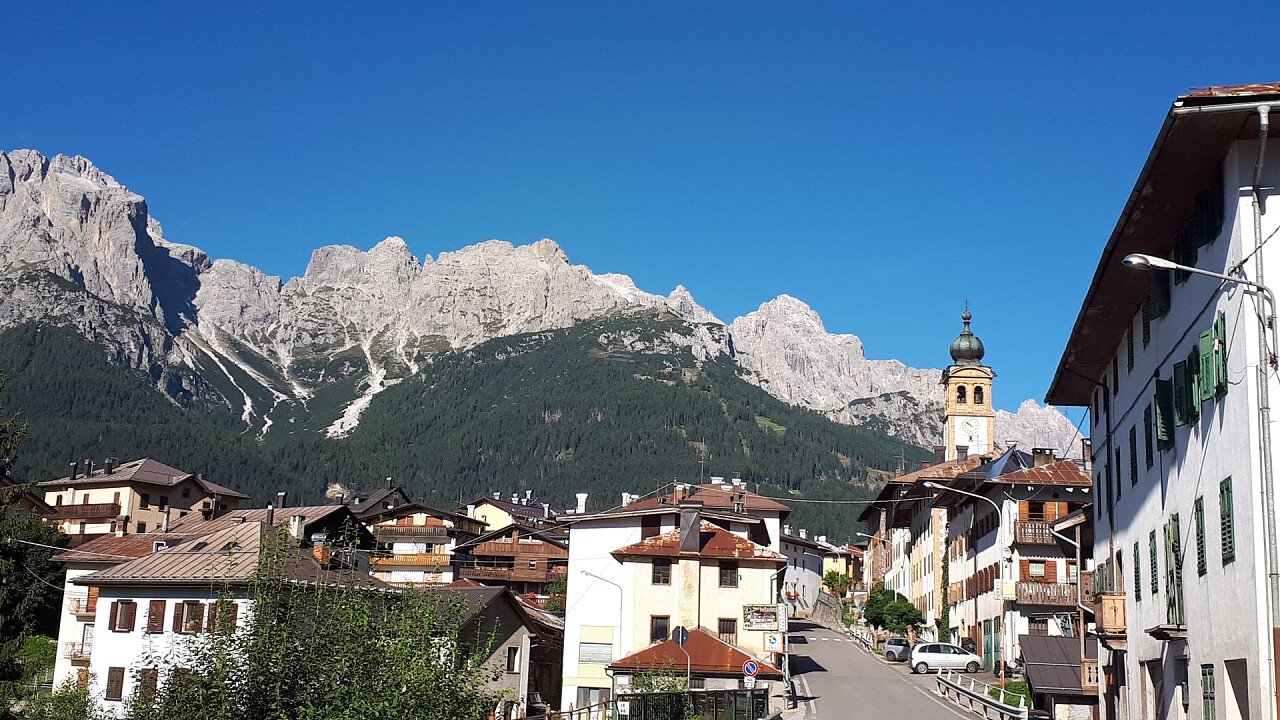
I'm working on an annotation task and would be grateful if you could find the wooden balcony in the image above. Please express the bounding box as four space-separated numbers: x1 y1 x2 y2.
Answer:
1013 521 1057 545
1093 593 1127 638
1082 658 1099 692
460 564 567 584
469 540 567 558
371 553 452 568
372 526 451 542
53 502 120 520
1015 581 1077 606
61 642 91 662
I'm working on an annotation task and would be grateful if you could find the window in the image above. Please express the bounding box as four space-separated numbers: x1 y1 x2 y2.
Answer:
718 618 738 645
1028 618 1049 636
1115 450 1123 501
578 642 612 664
1129 426 1138 487
109 601 136 633
641 515 662 540
139 493 150 510
1155 379 1175 449
78 521 86 535
957 386 967 404
576 687 611 708
113 492 120 504
650 616 670 643
974 386 984 405
1142 302 1153 347
1066 560 1078 583
1133 541 1142 601
1150 531 1159 597
182 487 191 498
1221 477 1236 564
159 496 169 509
1195 497 1207 576
1112 362 1119 396
652 559 671 585
138 668 158 701
506 646 520 673
1028 561 1046 582
1126 331 1135 372
1202 664 1217 720
147 600 166 634
175 601 204 634
105 667 125 701
1025 501 1045 522
136 522 147 534
1143 404 1155 469
719 561 739 588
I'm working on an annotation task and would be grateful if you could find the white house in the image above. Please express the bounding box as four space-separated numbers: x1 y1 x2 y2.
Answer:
1047 82 1280 720
779 527 824 618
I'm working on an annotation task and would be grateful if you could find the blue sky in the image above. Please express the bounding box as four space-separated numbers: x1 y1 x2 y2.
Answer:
4 3 1278 415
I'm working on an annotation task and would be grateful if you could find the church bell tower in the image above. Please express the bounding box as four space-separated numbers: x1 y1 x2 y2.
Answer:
942 310 995 461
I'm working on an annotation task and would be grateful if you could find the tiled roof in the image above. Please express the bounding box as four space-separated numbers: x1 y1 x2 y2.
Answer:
611 522 784 563
71 522 387 589
988 460 1090 487
36 458 249 499
466 496 560 521
609 628 783 678
623 483 791 515
52 532 199 564
165 504 351 533
1185 82 1280 98
893 454 994 484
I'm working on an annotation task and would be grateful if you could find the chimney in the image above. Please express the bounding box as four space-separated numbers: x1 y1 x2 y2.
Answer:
276 491 287 509
68 461 79 481
799 528 808 540
493 492 501 500
679 500 703 553
163 507 172 533
818 535 827 544
710 476 725 486
575 493 588 514
266 503 275 527
783 523 792 536
84 458 94 477
512 494 520 505
543 503 551 519
933 446 946 464
525 490 533 503
1081 438 1093 463
104 457 116 474
621 493 632 507
957 445 969 461
1033 448 1056 467
386 476 393 490
289 514 305 542
466 504 476 518
920 460 934 469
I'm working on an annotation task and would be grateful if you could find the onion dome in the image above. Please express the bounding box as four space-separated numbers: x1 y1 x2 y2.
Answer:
949 310 985 365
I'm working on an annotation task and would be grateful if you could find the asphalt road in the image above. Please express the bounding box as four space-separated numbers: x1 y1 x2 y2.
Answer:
786 622 973 720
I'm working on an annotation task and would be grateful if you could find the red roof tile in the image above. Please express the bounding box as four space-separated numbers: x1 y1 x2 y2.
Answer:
610 628 782 678
611 522 784 563
52 532 199 564
1184 82 1280 98
988 460 1090 487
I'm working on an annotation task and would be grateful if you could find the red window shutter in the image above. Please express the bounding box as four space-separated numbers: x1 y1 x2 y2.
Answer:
148 600 166 633
87 586 99 613
109 601 120 632
173 602 184 632
1018 502 1030 522
1046 560 1058 582
1020 560 1030 582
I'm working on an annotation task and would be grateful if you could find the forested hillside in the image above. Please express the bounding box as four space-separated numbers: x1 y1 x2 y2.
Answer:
0 316 928 539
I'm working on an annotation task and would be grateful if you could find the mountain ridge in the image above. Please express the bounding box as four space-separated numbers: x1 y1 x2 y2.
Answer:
0 149 1078 455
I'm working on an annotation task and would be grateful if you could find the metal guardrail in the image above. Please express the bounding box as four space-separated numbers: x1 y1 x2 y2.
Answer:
934 667 1029 720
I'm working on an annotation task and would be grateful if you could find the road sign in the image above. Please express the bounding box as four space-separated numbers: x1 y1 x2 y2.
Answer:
743 677 757 690
763 632 785 652
672 627 690 646
742 659 759 677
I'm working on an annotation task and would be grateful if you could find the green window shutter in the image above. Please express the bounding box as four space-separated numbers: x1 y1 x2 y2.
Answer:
1168 513 1184 625
1142 303 1152 347
1186 348 1200 421
1195 497 1207 576
1199 330 1216 402
1173 361 1190 426
1202 664 1217 720
1143 404 1155 468
1149 271 1172 318
1128 426 1138 487
1221 477 1236 564
1213 311 1228 397
1150 530 1160 596
1133 541 1142 601
1155 380 1175 448
1127 332 1135 371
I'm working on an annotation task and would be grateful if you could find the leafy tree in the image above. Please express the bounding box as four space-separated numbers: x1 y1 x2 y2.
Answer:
542 575 567 614
14 679 108 720
862 583 922 633
822 570 852 597
124 531 505 720
626 666 694 720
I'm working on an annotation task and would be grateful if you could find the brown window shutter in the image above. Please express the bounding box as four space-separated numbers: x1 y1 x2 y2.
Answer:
109 601 120 632
1018 502 1029 522
139 668 158 700
206 602 216 633
173 602 184 632
229 602 239 630
122 601 136 631
1020 560 1030 582
105 667 125 701
148 600 166 633
87 586 99 613
1046 560 1058 582
76 668 89 689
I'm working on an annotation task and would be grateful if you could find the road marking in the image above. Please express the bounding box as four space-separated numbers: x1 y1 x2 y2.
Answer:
912 684 973 720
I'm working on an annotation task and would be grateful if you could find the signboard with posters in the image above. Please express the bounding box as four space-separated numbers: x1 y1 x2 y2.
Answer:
743 604 781 631
763 632 785 652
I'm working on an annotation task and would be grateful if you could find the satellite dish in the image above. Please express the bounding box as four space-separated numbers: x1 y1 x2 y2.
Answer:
672 626 690 646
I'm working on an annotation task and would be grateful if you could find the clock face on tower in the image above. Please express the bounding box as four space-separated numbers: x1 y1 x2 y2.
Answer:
954 415 988 454
962 418 980 434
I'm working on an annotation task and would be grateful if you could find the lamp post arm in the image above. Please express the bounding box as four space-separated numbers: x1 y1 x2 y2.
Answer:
1183 265 1279 367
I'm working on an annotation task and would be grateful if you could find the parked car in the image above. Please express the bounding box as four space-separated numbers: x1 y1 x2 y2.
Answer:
909 642 983 674
883 637 911 662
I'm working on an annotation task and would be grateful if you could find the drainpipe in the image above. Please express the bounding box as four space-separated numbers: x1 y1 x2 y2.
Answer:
1048 526 1091 618
1251 103 1280 720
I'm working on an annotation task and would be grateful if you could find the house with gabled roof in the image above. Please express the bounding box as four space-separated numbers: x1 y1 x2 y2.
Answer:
37 458 248 541
452 521 569 596
344 486 485 586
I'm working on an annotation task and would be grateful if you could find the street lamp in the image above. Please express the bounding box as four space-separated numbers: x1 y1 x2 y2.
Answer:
923 481 1011 689
1122 253 1278 365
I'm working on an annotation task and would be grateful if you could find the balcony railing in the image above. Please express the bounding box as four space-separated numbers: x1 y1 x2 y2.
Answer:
469 540 567 558
1093 593 1127 637
68 598 97 618
459 564 567 584
53 502 120 520
371 553 452 568
1082 658 1099 692
1013 521 1057 545
372 526 452 542
61 642 91 661
1015 581 1077 606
